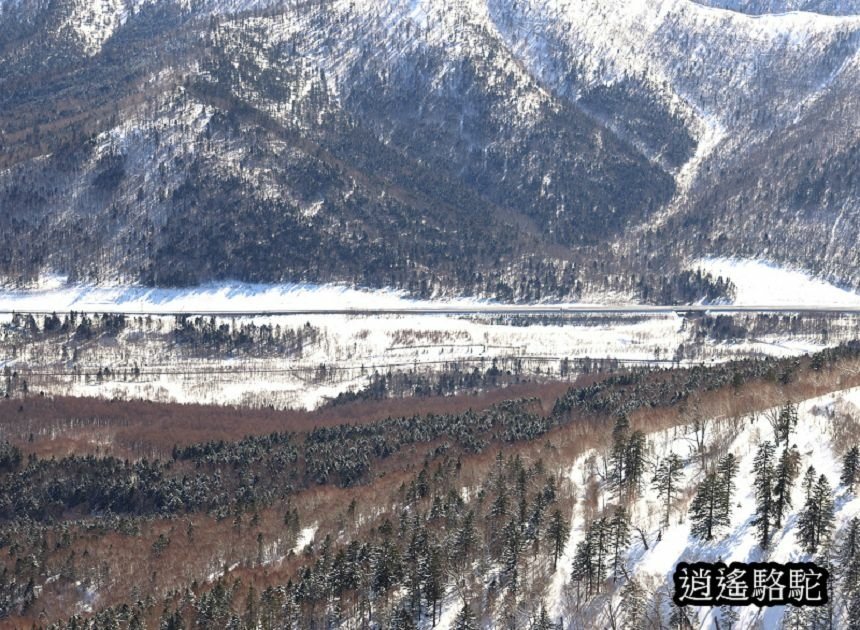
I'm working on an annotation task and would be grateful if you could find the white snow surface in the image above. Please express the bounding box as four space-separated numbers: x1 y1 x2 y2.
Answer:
544 386 860 627
0 275 633 314
696 257 860 306
292 525 317 555
0 276 471 313
5 259 860 314
2 269 857 409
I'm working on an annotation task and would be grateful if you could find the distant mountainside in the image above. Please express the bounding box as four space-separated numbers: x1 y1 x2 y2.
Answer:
1 0 858 301
692 0 860 14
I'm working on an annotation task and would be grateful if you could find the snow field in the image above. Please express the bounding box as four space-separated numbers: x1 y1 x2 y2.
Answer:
6 304 843 409
696 257 860 307
540 386 860 627
4 263 860 408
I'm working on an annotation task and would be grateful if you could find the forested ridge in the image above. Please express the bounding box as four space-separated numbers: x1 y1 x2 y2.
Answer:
3 0 860 296
0 0 747 303
3 343 860 626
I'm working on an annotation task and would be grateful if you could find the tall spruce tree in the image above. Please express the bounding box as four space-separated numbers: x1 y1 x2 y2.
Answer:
652 453 685 528
404 518 428 616
611 415 647 500
850 591 860 630
669 600 696 629
802 465 817 504
690 472 729 541
571 517 609 597
545 508 570 572
717 452 738 520
619 577 647 630
807 549 835 630
453 601 478 630
531 602 558 630
752 441 777 548
813 475 835 547
571 535 597 599
611 414 631 491
625 431 647 498
842 446 860 490
426 546 445 625
389 608 418 630
781 603 810 629
797 475 835 554
840 517 860 598
772 446 801 529
718 605 739 630
528 491 548 555
501 517 521 595
516 462 528 528
454 510 477 566
593 517 609 592
608 507 630 582
775 402 798 446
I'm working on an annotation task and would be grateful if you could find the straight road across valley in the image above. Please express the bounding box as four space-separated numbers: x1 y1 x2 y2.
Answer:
3 304 860 316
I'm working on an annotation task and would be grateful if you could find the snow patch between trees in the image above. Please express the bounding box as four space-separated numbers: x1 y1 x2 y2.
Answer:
695 257 860 306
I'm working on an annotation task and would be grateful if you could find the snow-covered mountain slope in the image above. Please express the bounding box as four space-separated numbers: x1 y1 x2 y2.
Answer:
692 0 860 15
1 0 859 301
490 0 860 131
541 387 860 628
489 0 860 228
0 0 139 59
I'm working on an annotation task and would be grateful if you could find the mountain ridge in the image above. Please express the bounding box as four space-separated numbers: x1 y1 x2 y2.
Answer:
0 0 858 303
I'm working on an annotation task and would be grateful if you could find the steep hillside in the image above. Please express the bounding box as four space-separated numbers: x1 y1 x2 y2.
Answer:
0 0 684 301
670 49 860 287
1 0 859 301
545 385 860 628
4 346 860 627
692 0 860 15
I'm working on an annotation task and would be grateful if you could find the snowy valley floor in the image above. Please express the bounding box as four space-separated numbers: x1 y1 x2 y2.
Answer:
4 258 860 409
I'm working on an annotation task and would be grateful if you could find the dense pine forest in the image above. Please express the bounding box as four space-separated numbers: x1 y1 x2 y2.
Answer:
3 343 860 627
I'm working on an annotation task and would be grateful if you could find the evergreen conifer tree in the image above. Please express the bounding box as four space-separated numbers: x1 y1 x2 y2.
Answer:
841 517 860 596
718 605 739 630
773 446 801 529
797 475 835 554
619 577 647 630
389 608 418 630
775 403 798 446
531 602 558 630
802 465 817 503
652 453 685 528
608 508 629 582
842 446 859 490
546 508 570 572
752 441 776 548
425 546 445 625
611 414 630 491
690 472 729 540
625 431 647 498
717 452 738 521
571 517 609 597
453 601 478 630
501 518 521 594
